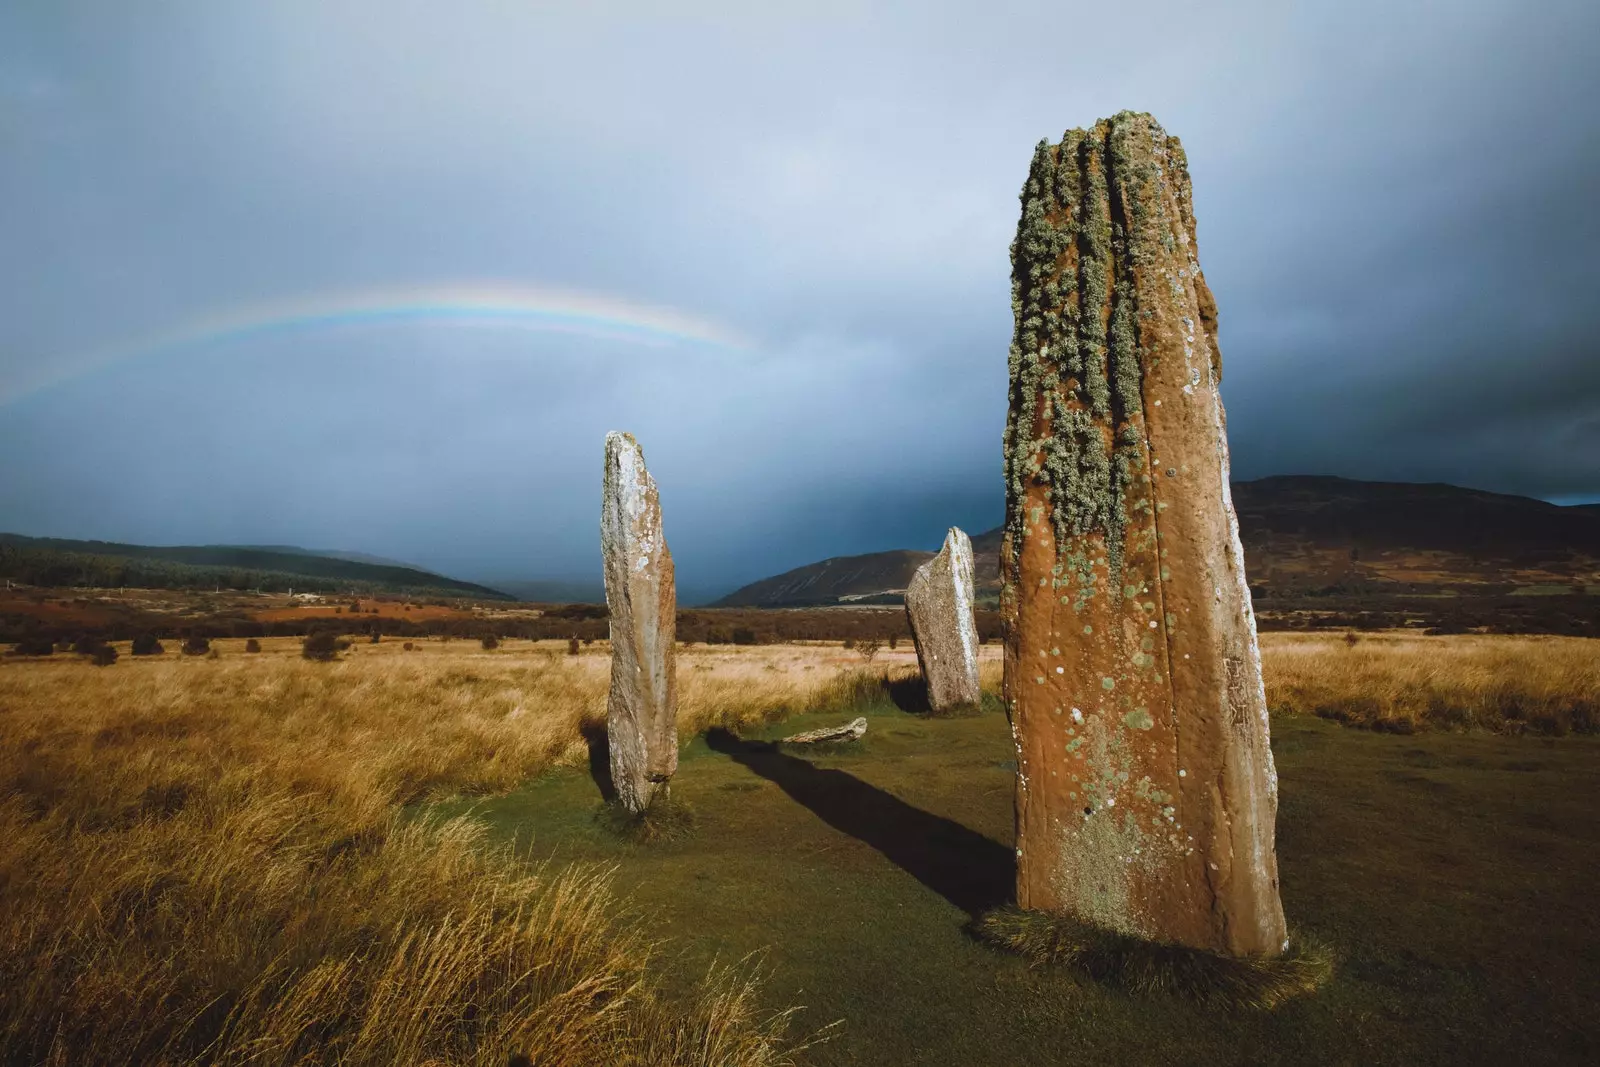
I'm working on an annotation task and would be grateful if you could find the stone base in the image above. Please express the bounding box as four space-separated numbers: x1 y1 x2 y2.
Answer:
974 906 1332 1011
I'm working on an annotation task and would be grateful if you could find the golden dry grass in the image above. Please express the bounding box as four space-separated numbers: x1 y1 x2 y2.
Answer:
2 631 1595 1063
1260 631 1600 734
0 639 863 1066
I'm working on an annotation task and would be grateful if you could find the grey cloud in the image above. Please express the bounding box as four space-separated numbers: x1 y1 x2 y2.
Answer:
1 0 1597 595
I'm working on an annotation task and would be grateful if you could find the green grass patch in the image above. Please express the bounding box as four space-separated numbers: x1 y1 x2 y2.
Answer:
431 707 1600 1065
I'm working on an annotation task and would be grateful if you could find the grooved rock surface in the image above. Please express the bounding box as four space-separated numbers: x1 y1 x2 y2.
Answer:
999 112 1287 957
601 431 677 814
906 527 982 712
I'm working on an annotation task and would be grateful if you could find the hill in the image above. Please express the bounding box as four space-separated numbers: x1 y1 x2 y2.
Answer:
489 578 608 605
714 476 1600 608
238 544 439 573
0 533 509 600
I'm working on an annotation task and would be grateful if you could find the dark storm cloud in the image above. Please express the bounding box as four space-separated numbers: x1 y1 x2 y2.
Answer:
1 0 1597 596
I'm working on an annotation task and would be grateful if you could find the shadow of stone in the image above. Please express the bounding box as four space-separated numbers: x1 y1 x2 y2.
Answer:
704 727 1013 917
884 672 932 714
580 721 617 803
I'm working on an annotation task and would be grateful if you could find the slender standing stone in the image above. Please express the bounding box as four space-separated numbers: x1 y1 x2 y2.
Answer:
1000 112 1287 957
601 431 678 813
906 527 982 712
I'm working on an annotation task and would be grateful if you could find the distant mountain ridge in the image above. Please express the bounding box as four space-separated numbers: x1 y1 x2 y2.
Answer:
0 533 508 599
713 476 1600 608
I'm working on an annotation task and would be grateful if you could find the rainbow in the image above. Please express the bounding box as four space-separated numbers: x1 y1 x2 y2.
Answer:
5 283 752 404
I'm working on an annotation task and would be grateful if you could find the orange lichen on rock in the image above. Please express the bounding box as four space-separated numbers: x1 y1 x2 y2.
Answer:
1000 112 1286 957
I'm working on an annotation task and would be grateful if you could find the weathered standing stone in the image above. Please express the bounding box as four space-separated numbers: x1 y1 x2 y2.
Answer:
906 527 982 712
1000 112 1287 957
601 431 677 814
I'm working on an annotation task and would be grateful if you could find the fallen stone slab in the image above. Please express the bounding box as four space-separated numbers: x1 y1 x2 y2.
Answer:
781 717 869 744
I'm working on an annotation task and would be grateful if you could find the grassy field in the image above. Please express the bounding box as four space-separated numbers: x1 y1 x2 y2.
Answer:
1 634 1597 1064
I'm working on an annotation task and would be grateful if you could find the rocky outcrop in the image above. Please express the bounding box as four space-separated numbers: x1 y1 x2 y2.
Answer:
601 431 678 813
906 527 982 712
781 717 869 744
1000 112 1287 957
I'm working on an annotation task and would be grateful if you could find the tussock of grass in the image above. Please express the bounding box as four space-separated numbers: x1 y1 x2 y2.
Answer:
1261 632 1600 734
597 795 698 844
975 907 1334 1011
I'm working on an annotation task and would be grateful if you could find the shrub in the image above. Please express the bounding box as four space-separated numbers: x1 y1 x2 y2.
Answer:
856 637 882 664
731 627 758 646
244 638 262 653
403 641 415 651
889 635 898 650
70 635 101 656
131 633 164 656
302 632 340 662
842 637 856 650
11 635 54 656
181 634 210 656
480 633 500 650
370 633 382 644
90 644 118 667
568 636 581 656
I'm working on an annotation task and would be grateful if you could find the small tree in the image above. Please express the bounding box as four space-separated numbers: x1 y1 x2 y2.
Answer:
842 637 856 650
731 627 757 646
181 634 210 656
370 632 381 644
857 637 882 664
244 638 262 653
480 633 500 650
568 636 581 656
132 633 164 656
403 641 415 651
302 631 339 662
888 634 898 650
91 644 118 667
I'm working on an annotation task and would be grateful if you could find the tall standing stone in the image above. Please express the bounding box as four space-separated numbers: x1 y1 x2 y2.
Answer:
601 431 678 813
906 527 982 712
1000 113 1287 957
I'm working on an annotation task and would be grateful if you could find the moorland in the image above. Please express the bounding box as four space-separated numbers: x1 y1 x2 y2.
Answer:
2 631 1596 1065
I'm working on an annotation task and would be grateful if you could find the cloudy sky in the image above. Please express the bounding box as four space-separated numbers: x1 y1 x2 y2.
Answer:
2 0 1596 599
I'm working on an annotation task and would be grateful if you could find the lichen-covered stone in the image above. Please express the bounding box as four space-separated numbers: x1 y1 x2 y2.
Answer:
906 527 982 712
601 431 677 813
1000 112 1287 957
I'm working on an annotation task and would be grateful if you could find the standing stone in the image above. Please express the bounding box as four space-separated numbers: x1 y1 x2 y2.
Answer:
601 431 678 814
906 527 982 712
999 113 1287 957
